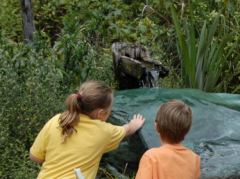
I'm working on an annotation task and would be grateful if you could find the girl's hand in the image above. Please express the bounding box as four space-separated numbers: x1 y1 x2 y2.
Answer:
130 114 145 131
123 114 145 137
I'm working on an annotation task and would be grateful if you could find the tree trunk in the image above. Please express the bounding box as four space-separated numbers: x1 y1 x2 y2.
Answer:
20 0 35 43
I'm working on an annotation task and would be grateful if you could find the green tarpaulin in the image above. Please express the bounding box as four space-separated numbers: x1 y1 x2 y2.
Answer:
110 88 240 178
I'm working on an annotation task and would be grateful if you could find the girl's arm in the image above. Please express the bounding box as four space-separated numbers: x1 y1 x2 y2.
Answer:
30 153 44 164
123 114 145 137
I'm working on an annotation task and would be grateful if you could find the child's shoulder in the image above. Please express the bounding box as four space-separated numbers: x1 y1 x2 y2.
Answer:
144 147 164 157
49 113 61 123
43 113 61 128
141 146 174 163
177 144 199 156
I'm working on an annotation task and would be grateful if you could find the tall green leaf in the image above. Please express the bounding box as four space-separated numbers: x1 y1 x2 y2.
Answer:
171 6 233 91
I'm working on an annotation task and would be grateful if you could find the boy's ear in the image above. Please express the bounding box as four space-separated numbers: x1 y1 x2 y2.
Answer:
154 122 165 144
154 122 160 134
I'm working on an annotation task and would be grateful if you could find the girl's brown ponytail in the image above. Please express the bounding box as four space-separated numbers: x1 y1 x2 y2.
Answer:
59 93 81 143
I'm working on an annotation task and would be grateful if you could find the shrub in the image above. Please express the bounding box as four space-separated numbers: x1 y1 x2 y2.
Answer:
0 1 22 41
0 36 64 178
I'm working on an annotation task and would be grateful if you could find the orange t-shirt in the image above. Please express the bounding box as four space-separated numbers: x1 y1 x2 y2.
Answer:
135 144 200 179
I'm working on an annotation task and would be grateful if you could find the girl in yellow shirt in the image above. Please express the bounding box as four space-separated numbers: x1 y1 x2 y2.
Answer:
30 80 145 179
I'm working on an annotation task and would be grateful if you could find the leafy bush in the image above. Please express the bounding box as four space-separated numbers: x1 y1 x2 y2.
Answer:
33 0 67 45
0 1 22 41
54 14 97 89
89 51 117 88
0 36 65 178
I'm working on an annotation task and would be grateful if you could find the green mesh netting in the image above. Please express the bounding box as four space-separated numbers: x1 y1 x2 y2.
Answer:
110 88 240 178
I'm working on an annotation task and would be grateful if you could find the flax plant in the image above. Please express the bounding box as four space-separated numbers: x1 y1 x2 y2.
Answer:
171 6 232 92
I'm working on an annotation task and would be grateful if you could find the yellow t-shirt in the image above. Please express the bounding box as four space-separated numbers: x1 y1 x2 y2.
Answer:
30 114 126 179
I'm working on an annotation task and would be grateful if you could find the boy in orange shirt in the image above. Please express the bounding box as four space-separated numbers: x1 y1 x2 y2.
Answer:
136 100 200 179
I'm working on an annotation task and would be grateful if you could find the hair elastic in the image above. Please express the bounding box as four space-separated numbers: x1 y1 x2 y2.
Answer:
75 93 82 111
76 92 82 101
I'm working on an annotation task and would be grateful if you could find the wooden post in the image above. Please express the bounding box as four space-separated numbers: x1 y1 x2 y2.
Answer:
20 0 36 43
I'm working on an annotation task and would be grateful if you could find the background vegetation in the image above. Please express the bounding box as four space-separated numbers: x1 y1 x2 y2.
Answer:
0 0 240 178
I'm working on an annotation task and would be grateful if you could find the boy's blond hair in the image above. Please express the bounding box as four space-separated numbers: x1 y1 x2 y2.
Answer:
155 100 192 144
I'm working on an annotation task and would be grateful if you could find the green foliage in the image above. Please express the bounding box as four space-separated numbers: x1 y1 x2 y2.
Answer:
33 0 67 44
0 1 22 41
89 51 118 88
0 36 64 178
171 6 234 91
54 17 97 88
210 5 240 93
